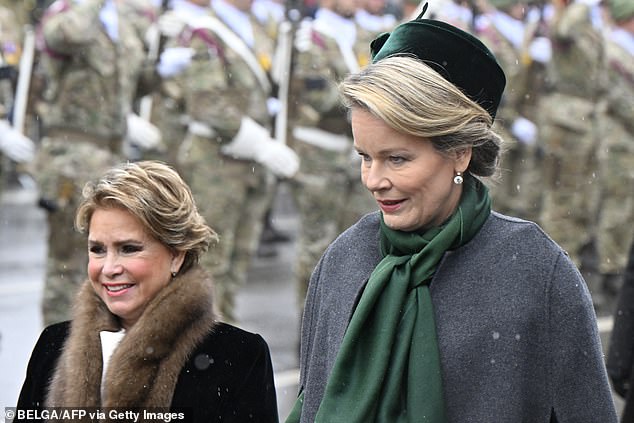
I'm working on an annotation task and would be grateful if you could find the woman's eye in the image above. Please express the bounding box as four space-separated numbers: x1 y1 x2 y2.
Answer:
122 244 142 254
89 245 105 255
357 152 371 162
389 155 406 164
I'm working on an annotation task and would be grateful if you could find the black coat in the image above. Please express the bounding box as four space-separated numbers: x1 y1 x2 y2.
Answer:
607 240 634 423
16 321 279 422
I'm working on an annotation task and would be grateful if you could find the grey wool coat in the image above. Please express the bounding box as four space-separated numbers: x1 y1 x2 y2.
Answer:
296 211 617 423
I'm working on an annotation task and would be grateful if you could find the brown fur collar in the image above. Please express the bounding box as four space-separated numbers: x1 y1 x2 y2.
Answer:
45 265 217 409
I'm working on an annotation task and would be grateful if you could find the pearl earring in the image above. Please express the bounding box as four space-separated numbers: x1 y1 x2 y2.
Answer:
453 172 463 185
171 271 177 278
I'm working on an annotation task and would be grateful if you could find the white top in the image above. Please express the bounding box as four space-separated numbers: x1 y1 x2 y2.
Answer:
99 329 126 397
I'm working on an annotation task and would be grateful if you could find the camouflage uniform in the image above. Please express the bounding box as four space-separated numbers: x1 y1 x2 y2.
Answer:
537 2 608 307
0 0 37 26
0 5 22 194
596 23 634 299
427 0 473 31
289 9 376 305
145 4 197 169
175 6 277 321
35 0 155 325
477 5 545 222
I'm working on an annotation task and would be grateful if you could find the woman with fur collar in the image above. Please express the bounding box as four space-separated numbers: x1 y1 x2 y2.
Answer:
16 161 279 422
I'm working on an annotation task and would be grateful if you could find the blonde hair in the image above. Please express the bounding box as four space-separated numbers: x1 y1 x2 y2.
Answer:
340 56 504 178
75 161 217 275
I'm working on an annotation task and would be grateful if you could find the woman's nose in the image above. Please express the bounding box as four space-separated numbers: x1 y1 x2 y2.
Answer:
102 253 123 277
363 161 390 192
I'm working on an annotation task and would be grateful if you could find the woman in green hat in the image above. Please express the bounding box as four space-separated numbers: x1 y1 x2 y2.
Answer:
287 5 617 423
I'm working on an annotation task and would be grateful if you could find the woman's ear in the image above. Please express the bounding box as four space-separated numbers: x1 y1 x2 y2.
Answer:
171 250 186 275
454 146 472 173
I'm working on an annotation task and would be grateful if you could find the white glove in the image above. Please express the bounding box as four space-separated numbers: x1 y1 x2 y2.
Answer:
145 23 160 48
511 116 537 146
0 119 35 163
157 47 195 78
294 19 313 52
126 113 163 151
158 11 186 38
267 97 281 117
529 36 552 64
221 117 300 178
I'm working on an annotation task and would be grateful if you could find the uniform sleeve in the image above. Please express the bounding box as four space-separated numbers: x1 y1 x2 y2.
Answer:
291 30 342 120
180 30 246 141
548 251 618 422
551 3 591 43
605 52 634 134
42 0 106 53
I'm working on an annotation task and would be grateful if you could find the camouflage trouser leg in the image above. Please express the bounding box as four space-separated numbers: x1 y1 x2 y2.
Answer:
182 135 271 322
195 178 270 322
540 122 600 264
539 124 602 306
42 203 88 325
491 141 543 222
291 171 348 310
596 148 634 276
35 137 120 325
222 178 272 319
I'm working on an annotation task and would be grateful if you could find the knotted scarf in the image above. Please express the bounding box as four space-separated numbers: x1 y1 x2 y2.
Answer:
286 174 491 422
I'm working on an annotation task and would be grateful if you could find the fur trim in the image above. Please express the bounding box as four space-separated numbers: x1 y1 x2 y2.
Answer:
45 266 217 411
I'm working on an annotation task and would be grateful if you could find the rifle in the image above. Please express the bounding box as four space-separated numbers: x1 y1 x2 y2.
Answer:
12 24 35 135
272 21 292 145
272 0 301 145
139 0 171 121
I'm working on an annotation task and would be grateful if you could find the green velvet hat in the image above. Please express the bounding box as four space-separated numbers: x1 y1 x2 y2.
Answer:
370 3 506 119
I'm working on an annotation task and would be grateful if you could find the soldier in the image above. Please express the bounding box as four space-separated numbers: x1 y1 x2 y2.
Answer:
0 4 35 196
477 0 548 223
427 0 474 30
537 0 608 311
596 0 634 311
171 0 299 321
35 0 160 325
289 0 377 308
354 0 397 33
252 0 285 39
146 0 206 168
0 0 37 26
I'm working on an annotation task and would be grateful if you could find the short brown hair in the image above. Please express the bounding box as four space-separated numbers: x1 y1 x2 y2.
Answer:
75 161 217 275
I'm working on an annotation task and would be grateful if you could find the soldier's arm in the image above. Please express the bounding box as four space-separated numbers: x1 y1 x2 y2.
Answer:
551 2 591 44
181 31 244 141
292 31 341 117
605 59 634 134
41 0 106 54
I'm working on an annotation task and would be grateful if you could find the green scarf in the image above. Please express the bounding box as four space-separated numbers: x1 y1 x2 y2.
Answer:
287 175 491 423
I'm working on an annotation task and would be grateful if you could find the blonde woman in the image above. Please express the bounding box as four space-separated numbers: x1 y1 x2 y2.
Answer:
287 6 617 422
